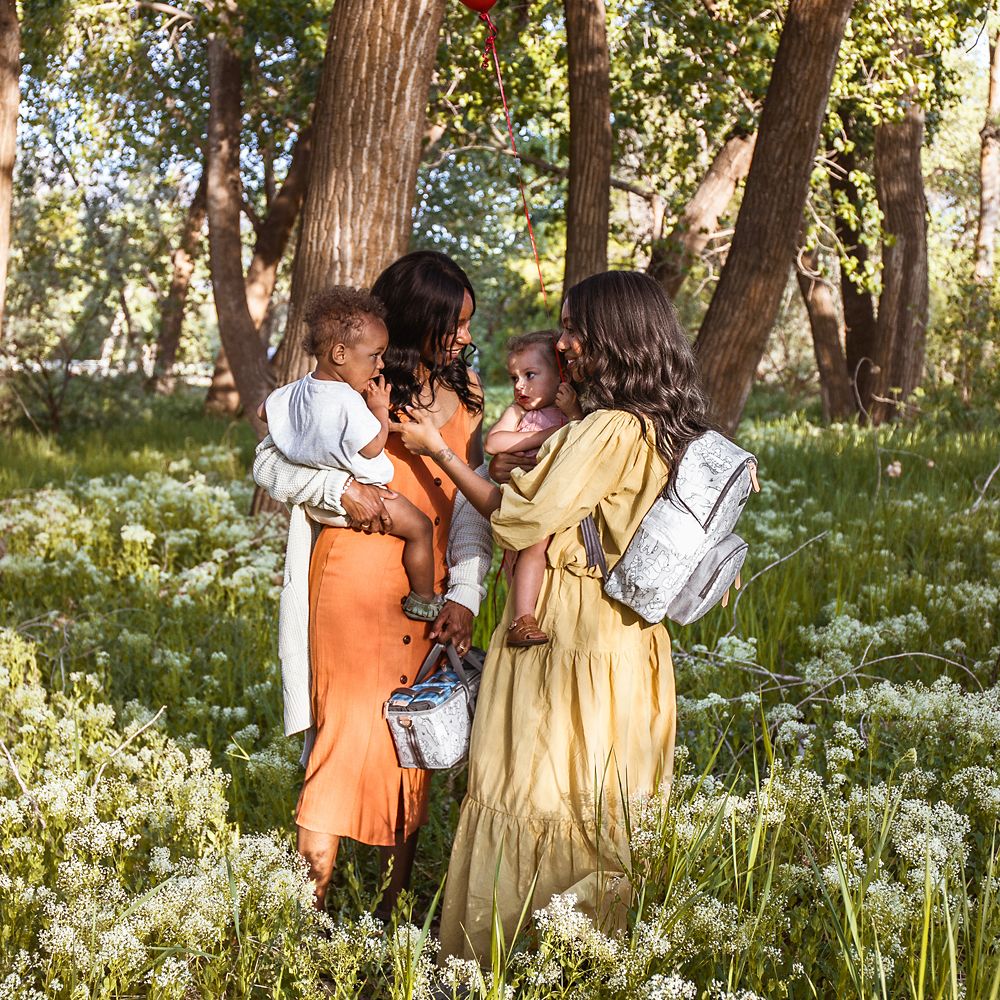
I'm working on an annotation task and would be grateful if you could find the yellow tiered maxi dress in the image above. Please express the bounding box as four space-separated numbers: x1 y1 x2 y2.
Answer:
439 410 677 961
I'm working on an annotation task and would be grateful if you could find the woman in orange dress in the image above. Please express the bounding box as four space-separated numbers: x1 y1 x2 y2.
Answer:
257 251 488 915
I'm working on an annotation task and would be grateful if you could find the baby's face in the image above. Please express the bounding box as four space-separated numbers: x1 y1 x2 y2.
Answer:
508 345 560 412
338 315 389 391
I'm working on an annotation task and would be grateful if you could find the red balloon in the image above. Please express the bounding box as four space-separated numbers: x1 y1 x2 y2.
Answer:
458 0 497 11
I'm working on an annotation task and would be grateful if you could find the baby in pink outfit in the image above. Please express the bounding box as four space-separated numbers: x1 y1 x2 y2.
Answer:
485 330 584 647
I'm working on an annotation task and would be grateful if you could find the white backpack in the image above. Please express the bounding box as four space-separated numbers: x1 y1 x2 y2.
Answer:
583 431 759 625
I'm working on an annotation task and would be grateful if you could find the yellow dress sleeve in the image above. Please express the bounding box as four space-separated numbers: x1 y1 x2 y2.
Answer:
491 409 649 552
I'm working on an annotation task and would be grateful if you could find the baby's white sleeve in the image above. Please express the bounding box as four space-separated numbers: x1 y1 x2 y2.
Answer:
334 394 390 484
340 393 384 456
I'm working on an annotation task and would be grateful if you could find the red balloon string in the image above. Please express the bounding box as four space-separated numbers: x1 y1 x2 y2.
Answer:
479 12 549 309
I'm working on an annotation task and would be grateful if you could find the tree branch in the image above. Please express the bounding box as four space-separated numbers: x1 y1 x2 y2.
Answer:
133 1 194 22
426 124 656 200
969 455 1000 514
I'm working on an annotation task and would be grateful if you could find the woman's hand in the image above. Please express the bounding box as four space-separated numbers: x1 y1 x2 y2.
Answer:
341 481 398 533
430 600 474 655
390 407 448 457
490 450 537 484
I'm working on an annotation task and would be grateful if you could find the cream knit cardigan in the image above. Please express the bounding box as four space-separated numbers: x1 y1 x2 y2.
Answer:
253 435 493 737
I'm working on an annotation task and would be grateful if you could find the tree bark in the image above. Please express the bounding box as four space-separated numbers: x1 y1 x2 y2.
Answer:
870 103 928 424
693 0 854 434
649 131 756 300
245 125 313 328
975 33 1000 284
563 0 612 292
272 0 447 385
796 246 854 421
828 137 879 414
0 0 19 338
149 171 207 393
205 125 313 414
206 33 272 438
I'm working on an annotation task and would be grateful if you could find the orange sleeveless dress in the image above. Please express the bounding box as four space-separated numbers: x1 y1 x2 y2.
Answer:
297 402 474 845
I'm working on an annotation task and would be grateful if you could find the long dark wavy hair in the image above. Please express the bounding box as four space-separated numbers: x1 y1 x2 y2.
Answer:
563 271 712 488
370 251 482 415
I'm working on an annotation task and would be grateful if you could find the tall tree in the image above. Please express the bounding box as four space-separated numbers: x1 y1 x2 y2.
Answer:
563 0 612 291
149 171 207 394
0 0 19 337
694 0 854 433
869 101 928 424
206 30 272 439
272 0 447 385
204 125 313 413
828 135 879 414
795 245 854 421
975 30 1000 284
648 131 756 300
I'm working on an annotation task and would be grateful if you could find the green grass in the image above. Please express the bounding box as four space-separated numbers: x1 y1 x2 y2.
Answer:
2 385 1000 997
0 387 256 493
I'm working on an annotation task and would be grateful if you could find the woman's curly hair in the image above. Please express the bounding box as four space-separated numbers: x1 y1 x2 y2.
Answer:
371 251 482 416
563 270 713 489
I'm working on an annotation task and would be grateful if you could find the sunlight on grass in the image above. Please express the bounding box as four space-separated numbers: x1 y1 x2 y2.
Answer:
1 392 999 996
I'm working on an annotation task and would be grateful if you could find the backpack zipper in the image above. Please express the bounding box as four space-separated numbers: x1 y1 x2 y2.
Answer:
702 458 755 533
698 542 749 598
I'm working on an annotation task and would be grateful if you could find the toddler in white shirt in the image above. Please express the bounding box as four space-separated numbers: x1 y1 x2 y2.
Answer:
260 287 441 621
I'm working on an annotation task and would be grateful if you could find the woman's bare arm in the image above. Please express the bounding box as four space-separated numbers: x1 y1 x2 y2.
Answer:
431 445 502 518
391 410 502 519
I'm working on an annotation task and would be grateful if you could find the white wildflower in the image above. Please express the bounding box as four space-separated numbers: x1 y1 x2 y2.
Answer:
120 523 156 546
642 972 697 1000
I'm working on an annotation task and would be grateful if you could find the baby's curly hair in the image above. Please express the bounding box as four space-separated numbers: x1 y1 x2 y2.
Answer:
302 286 388 358
506 329 561 370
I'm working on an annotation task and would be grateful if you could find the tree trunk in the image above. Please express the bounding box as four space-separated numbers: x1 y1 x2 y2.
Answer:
796 245 854 421
563 0 612 292
870 103 928 424
271 0 447 385
203 350 241 415
649 131 756 300
206 33 272 438
149 171 207 393
975 33 1000 284
205 124 313 413
828 137 879 415
245 125 313 328
0 0 19 338
693 0 854 434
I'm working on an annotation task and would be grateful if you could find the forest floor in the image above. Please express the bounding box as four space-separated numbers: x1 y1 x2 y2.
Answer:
1 386 1000 998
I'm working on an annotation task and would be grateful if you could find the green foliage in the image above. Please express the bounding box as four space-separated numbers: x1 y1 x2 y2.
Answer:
6 0 331 411
1 390 1000 994
8 0 998 421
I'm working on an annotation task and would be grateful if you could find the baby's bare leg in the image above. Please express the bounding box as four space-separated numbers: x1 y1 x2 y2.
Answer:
383 494 435 601
511 537 550 620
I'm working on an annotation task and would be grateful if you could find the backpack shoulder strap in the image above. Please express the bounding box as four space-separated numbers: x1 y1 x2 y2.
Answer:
580 514 608 577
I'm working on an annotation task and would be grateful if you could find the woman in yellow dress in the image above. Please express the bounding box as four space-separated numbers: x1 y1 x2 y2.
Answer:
395 270 712 960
